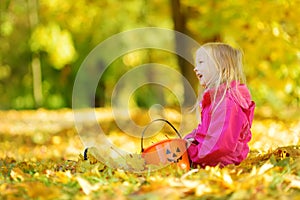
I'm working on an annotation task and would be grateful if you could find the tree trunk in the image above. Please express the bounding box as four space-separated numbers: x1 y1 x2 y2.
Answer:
170 0 198 107
28 0 43 107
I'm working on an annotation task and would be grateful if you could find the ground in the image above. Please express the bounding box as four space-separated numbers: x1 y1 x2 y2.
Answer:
0 108 299 199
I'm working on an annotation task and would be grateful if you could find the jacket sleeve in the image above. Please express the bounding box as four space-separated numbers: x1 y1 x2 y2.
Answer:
187 98 246 164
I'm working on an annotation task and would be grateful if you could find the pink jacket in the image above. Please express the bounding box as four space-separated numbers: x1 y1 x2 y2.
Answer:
184 81 255 167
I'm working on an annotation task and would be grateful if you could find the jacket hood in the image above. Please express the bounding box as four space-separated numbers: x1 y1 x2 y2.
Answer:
229 81 253 109
228 81 255 125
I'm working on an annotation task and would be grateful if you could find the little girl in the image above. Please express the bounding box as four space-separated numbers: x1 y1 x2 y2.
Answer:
185 42 255 168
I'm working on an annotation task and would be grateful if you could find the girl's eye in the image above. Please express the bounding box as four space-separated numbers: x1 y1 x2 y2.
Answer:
198 61 203 64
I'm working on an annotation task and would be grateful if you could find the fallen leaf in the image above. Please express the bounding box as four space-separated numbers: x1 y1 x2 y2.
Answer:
77 176 102 195
10 167 29 182
125 153 145 172
22 182 61 199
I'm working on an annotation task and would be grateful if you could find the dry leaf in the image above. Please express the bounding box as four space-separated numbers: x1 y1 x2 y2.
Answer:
125 153 145 172
77 176 102 195
10 167 29 182
22 182 61 199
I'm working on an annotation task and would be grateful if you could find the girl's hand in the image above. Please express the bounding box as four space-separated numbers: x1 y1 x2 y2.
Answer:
186 138 195 146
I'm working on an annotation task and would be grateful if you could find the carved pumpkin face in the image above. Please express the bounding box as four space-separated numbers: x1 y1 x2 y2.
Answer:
142 139 190 170
165 146 184 163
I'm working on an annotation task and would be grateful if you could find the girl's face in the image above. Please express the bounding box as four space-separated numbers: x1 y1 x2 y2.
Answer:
194 48 218 88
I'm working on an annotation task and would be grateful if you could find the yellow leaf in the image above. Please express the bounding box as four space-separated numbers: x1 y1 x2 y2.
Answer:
0 183 19 196
196 183 212 196
222 171 233 185
10 167 29 182
76 176 102 195
289 179 300 189
114 169 129 180
54 170 72 184
22 182 61 199
258 163 273 175
124 153 145 172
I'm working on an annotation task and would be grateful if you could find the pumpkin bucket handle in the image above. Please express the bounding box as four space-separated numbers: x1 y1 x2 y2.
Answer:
141 118 182 153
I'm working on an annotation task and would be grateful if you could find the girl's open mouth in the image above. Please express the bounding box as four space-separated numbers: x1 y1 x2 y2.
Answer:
197 73 203 79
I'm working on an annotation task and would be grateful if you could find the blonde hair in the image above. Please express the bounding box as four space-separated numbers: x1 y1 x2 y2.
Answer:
195 42 246 114
202 42 245 86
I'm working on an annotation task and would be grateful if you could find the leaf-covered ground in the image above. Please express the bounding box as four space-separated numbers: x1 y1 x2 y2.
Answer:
0 108 300 200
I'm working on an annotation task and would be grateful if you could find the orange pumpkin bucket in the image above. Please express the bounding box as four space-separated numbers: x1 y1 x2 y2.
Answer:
141 119 190 171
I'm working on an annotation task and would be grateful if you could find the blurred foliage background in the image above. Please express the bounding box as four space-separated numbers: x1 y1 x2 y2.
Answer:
1 0 299 120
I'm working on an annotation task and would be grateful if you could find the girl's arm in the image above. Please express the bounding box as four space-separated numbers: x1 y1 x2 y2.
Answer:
188 99 247 164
